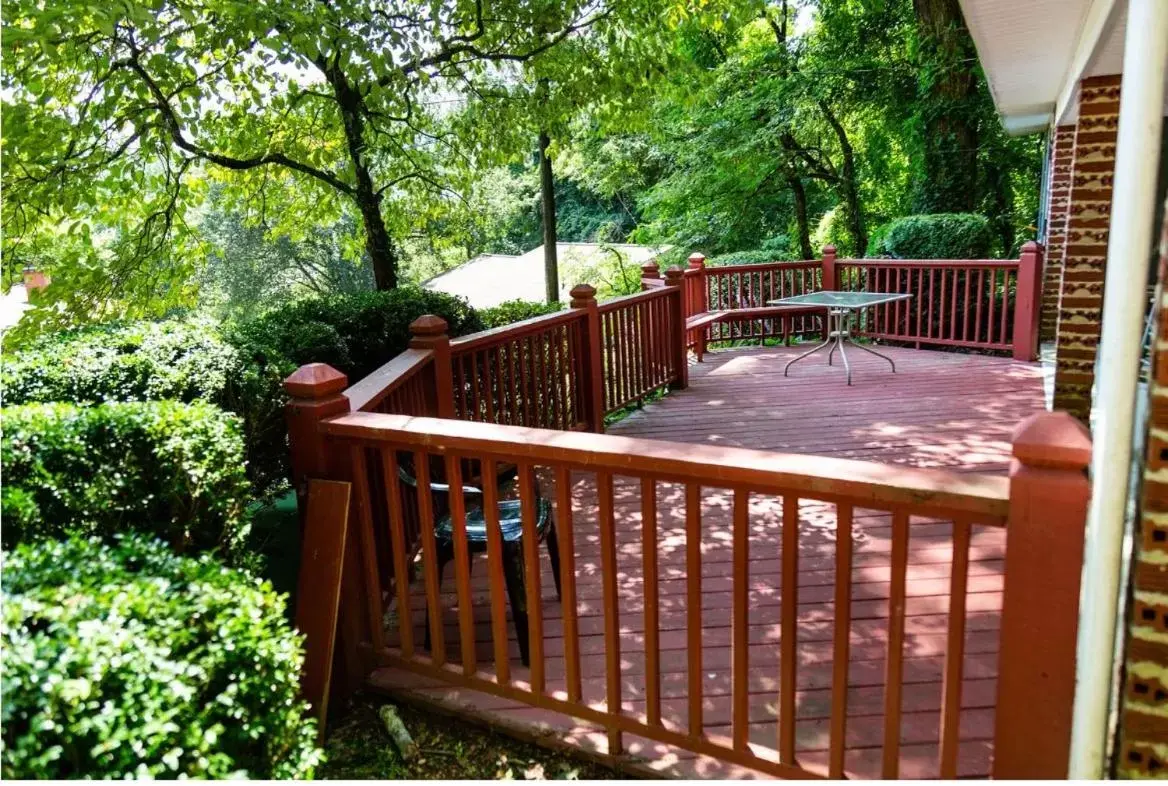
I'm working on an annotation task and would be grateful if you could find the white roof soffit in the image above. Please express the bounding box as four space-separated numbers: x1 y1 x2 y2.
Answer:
959 0 1119 135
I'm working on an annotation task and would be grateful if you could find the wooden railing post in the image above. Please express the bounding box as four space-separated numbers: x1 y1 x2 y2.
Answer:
665 267 690 390
641 261 661 290
408 314 455 418
285 363 351 514
570 284 606 432
821 244 838 291
993 410 1092 779
687 252 707 315
283 361 370 701
1012 240 1044 362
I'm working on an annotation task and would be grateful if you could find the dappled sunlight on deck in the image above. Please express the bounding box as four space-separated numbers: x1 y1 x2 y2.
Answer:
371 346 1045 779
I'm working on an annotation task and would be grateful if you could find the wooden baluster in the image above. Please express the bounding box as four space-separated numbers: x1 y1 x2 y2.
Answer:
444 454 476 674
780 495 798 763
555 467 581 702
481 460 510 684
987 269 997 346
518 462 545 693
928 269 935 339
882 510 909 778
1000 269 1012 352
829 504 853 778
962 269 972 343
950 268 959 341
915 268 924 340
732 488 750 751
975 269 985 344
598 470 623 754
686 482 703 739
381 449 414 659
642 477 661 727
939 518 971 778
415 451 445 666
938 268 947 344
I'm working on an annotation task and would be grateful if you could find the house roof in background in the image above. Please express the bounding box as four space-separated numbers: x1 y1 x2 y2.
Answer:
424 243 670 309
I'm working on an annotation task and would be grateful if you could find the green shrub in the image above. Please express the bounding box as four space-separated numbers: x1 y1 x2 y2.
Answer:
0 289 484 498
1 535 321 779
230 286 484 383
1 401 251 559
478 299 563 329
708 249 782 267
880 213 993 259
0 319 239 406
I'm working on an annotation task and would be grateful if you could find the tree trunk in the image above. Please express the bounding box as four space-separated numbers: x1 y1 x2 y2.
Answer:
912 0 979 214
819 102 868 256
328 65 398 290
788 176 814 259
539 129 559 304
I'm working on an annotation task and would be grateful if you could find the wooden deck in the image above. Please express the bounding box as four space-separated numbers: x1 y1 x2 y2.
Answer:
369 346 1048 779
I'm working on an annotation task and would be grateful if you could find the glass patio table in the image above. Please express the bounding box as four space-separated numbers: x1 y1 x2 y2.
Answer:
768 290 913 386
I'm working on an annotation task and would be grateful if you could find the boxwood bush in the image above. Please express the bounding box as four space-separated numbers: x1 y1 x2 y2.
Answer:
230 286 484 383
879 213 993 259
1 401 251 559
0 288 484 497
1 535 321 779
477 299 563 329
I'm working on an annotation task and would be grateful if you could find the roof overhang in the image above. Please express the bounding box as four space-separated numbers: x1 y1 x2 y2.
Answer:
958 0 1163 135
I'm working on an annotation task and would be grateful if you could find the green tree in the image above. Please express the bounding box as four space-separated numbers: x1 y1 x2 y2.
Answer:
3 0 676 327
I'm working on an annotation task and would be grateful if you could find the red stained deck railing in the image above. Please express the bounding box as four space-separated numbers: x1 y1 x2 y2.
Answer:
651 242 1044 362
299 409 1089 780
285 238 1080 780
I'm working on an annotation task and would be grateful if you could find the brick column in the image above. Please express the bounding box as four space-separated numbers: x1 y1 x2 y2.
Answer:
1116 206 1168 778
1052 75 1122 422
1041 125 1076 342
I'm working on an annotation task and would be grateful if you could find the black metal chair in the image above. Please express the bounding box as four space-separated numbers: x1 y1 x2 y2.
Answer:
398 463 561 666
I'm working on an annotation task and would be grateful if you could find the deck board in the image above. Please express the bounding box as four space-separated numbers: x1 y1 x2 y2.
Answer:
370 346 1047 779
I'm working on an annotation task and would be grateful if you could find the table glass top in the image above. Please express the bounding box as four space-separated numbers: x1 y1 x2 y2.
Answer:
768 290 914 308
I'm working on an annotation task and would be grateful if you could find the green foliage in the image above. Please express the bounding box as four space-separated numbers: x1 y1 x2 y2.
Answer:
880 213 994 259
1 320 238 405
0 402 252 560
231 287 484 383
0 319 286 498
707 235 798 266
1 535 321 779
478 299 564 329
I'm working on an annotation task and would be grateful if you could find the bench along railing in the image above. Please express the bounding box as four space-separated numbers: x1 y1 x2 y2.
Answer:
294 406 1091 779
646 242 1044 362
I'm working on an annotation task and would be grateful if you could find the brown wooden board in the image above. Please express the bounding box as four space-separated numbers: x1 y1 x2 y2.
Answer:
295 479 352 736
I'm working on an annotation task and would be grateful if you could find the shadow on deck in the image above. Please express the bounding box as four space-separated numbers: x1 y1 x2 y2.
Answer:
369 346 1048 779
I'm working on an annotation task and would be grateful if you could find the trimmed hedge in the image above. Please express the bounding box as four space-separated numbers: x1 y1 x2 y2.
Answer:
0 319 239 406
1 287 484 498
230 287 484 383
478 299 563 329
1 535 321 779
1 401 252 559
879 213 993 259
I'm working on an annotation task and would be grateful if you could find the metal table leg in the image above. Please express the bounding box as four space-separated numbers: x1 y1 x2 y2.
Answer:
783 307 899 385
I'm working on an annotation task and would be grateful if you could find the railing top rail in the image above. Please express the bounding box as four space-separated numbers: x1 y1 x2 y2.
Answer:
705 260 823 274
836 258 1019 269
597 286 674 313
450 308 585 354
323 412 1009 521
344 348 432 412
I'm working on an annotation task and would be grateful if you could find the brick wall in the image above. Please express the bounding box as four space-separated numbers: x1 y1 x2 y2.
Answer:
1116 203 1168 779
1042 125 1076 343
1052 75 1122 423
